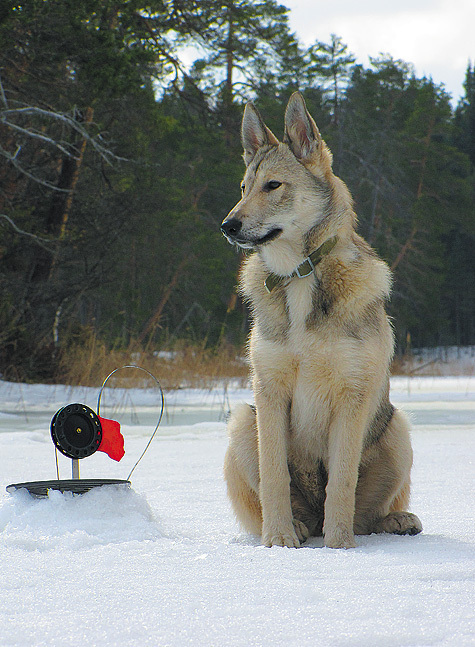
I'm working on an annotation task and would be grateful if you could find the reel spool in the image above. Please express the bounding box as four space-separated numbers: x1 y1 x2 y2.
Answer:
50 403 102 459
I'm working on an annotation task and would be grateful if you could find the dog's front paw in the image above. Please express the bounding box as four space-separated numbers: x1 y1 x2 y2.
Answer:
324 524 356 549
262 523 301 548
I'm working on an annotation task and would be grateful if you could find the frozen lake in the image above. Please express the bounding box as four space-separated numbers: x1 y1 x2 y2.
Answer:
0 376 474 646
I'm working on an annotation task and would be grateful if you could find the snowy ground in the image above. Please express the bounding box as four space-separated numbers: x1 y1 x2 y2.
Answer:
0 376 474 647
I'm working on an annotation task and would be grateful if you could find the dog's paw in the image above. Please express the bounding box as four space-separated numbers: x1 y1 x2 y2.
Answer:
262 524 301 548
323 524 356 549
377 512 422 536
293 519 310 544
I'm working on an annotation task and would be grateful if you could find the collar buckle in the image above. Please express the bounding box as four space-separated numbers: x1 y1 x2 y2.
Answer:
264 236 338 294
295 257 315 278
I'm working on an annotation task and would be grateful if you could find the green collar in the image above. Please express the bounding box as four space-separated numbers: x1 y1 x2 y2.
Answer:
264 236 338 293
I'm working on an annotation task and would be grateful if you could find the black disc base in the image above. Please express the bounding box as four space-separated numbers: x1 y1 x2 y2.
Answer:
6 479 131 498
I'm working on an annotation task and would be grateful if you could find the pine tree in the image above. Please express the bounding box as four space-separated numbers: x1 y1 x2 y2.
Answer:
182 0 295 144
454 62 475 167
307 34 355 124
339 58 473 348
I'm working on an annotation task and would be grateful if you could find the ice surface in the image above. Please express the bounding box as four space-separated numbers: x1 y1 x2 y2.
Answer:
0 377 474 646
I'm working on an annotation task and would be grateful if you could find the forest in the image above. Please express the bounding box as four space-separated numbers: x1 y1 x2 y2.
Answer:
0 0 474 382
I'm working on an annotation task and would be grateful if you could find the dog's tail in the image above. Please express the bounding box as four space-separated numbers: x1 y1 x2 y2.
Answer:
224 404 262 535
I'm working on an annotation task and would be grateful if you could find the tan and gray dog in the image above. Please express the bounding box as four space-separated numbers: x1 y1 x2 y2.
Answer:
221 92 422 548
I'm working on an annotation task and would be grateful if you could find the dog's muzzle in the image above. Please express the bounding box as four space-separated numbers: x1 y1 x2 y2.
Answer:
221 217 282 247
220 217 242 240
220 217 253 247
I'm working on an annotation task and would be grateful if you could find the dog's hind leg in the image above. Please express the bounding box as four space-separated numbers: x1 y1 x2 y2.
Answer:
375 478 422 535
354 408 422 536
224 404 262 535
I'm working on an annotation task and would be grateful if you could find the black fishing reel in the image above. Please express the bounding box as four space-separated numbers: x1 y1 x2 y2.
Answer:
6 365 164 498
50 403 102 459
7 402 128 497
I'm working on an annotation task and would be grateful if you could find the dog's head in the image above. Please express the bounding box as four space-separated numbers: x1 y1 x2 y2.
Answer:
221 92 335 251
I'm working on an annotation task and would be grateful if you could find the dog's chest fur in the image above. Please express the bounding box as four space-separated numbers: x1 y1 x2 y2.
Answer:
285 276 315 335
246 268 341 460
242 247 393 465
281 277 338 461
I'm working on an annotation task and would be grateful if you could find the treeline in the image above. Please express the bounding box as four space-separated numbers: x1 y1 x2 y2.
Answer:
0 1 474 381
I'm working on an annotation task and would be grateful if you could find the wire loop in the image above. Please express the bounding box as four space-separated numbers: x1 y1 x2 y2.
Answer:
97 365 165 480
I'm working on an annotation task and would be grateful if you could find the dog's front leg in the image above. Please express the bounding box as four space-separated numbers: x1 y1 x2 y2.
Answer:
324 405 367 549
255 390 300 548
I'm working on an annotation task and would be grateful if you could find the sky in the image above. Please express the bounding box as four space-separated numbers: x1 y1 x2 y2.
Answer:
282 0 474 104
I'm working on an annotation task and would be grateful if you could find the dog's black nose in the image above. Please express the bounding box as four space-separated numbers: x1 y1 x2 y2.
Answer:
221 218 242 237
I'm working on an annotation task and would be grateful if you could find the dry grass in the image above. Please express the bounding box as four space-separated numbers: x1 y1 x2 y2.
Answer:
58 332 474 388
58 334 249 389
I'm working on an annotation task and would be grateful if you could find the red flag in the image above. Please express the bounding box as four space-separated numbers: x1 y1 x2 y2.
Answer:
98 417 125 462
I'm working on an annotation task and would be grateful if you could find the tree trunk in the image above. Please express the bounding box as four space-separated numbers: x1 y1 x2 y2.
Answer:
223 2 234 146
138 256 192 344
391 114 435 272
48 106 94 238
29 106 94 285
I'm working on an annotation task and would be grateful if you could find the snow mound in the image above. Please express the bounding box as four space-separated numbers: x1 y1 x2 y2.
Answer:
0 485 163 552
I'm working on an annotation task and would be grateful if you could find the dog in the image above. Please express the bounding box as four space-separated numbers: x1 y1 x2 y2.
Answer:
220 92 422 548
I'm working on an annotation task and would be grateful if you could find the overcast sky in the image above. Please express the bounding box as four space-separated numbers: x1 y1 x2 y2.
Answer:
283 0 474 104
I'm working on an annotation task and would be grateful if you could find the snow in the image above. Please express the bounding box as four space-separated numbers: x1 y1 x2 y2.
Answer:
0 376 474 647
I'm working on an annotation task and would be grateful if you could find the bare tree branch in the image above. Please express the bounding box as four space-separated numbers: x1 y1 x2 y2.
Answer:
0 99 130 195
2 119 80 158
0 214 57 254
0 143 70 191
0 74 8 108
0 105 129 164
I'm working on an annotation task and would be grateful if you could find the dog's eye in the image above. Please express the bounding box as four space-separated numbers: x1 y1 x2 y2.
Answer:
265 180 282 191
240 183 245 193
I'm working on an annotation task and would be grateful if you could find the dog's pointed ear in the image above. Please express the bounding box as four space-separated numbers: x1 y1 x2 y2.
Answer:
241 102 279 166
284 92 324 163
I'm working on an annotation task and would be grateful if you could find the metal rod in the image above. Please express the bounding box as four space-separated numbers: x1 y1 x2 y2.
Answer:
72 459 80 480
